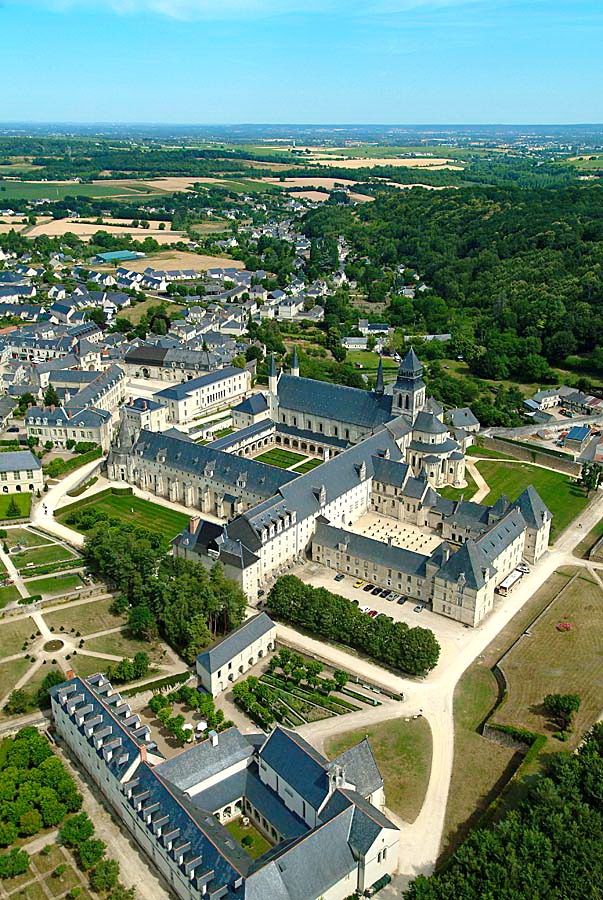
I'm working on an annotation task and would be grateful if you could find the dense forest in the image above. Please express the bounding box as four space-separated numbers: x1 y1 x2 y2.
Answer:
303 183 603 383
406 722 603 900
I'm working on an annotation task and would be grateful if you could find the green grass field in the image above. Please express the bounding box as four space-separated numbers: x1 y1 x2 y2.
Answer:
255 448 307 469
13 544 77 571
225 818 271 859
345 350 398 379
4 528 53 548
0 657 32 696
325 717 432 824
0 618 35 659
0 180 163 201
25 573 84 597
292 458 322 474
439 469 478 502
43 596 125 635
476 460 588 539
466 445 513 460
0 585 22 607
84 630 168 664
0 493 31 519
57 494 189 544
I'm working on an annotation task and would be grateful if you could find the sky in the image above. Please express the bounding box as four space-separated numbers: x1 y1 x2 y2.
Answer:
1 0 602 124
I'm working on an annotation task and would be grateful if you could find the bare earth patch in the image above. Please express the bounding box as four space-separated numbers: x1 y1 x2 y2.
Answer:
25 219 185 244
313 156 463 170
121 250 244 272
262 176 360 189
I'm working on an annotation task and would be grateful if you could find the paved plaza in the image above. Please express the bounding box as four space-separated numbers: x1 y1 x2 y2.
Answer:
349 512 443 555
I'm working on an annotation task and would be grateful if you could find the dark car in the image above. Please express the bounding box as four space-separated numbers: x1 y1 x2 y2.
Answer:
334 573 345 582
379 588 390 597
363 583 375 592
397 597 407 605
371 586 382 595
6 427 19 433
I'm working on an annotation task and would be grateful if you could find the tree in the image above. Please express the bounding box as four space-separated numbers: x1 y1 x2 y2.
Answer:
19 809 42 836
543 693 581 731
77 838 106 871
89 858 120 893
5 689 32 715
127 605 157 641
579 461 603 496
43 384 60 407
38 669 68 708
6 497 21 519
333 670 348 690
60 813 94 848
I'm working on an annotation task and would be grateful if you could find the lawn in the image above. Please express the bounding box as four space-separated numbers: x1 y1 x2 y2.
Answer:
466 445 513 460
13 544 77 571
58 493 189 545
0 617 35 659
325 716 432 823
42 596 126 634
0 585 22 607
226 818 271 859
573 518 603 559
441 664 519 859
25 573 84 597
292 457 322 474
255 448 307 469
124 296 185 325
476 460 588 539
84 629 169 664
493 571 603 750
0 656 33 697
440 568 576 859
0 492 31 519
438 468 478 502
4 528 53 548
345 350 399 380
69 653 112 679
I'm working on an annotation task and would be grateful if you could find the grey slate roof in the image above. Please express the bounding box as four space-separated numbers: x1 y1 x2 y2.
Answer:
258 726 330 811
448 407 479 428
154 366 243 401
313 522 432 578
513 485 552 528
436 539 493 590
154 726 254 793
0 450 41 472
332 739 383 797
277 373 394 429
232 393 269 415
196 613 276 675
413 411 448 435
372 456 410 488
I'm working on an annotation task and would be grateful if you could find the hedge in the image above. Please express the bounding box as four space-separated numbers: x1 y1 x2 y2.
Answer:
43 446 102 479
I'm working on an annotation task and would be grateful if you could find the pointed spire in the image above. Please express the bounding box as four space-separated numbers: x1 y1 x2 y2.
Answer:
292 345 299 372
398 346 423 380
374 357 384 396
269 352 277 378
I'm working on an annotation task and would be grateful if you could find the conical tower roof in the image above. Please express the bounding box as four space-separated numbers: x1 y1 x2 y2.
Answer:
269 352 277 378
398 346 423 378
292 346 299 370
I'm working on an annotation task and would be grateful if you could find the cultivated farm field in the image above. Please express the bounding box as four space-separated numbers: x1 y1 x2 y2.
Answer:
120 249 244 273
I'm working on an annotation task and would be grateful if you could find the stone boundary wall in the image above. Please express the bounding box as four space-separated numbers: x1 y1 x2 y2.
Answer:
480 435 581 476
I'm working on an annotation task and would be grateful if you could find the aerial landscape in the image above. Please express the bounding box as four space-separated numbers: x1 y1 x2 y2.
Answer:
0 0 602 899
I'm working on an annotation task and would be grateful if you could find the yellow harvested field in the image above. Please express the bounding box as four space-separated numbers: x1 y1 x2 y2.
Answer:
289 190 328 202
121 250 244 273
262 176 360 189
25 220 185 244
348 192 375 203
0 223 27 233
385 182 456 191
314 157 463 169
145 177 205 191
78 216 173 228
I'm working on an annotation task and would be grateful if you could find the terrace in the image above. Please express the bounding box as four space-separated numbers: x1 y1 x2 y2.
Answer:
348 512 443 556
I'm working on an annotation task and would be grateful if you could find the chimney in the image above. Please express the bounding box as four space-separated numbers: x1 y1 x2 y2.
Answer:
209 730 218 747
139 744 147 762
66 669 74 680
27 402 32 408
50 404 55 412
143 400 147 410
189 515 201 535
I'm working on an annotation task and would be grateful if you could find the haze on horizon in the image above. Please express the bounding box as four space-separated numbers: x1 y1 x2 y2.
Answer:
1 0 602 125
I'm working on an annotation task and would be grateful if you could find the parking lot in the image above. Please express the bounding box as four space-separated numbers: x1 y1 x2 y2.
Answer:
291 560 473 674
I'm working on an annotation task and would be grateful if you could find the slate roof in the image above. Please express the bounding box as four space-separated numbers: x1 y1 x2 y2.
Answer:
413 411 448 435
372 456 410 488
232 393 269 416
436 539 494 590
448 407 480 428
131 429 297 499
513 485 552 528
259 726 330 811
154 366 243 401
277 373 393 429
125 397 164 412
0 450 41 472
154 727 254 793
25 405 110 427
332 739 383 797
475 507 526 560
196 613 276 675
313 522 432 578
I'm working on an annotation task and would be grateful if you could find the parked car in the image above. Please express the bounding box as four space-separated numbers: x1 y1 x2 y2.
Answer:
353 579 364 588
363 583 375 592
368 609 378 618
413 604 424 613
359 605 371 613
386 592 397 601
379 588 390 597
334 573 345 582
371 586 382 595
517 563 530 574
397 597 407 605
350 598 359 606
6 427 19 433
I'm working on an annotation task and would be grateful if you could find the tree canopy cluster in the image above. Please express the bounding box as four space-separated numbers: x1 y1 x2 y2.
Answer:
406 722 603 900
267 575 440 676
82 521 246 664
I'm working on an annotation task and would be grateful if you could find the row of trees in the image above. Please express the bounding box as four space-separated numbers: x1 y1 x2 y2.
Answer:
82 520 247 664
267 576 440 676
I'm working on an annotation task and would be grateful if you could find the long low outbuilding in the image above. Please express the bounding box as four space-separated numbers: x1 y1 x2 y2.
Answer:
196 612 277 696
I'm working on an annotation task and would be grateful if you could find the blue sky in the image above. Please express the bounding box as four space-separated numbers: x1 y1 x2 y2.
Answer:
1 0 602 123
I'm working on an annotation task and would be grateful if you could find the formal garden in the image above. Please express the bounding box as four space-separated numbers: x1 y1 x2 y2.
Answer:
232 648 382 729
